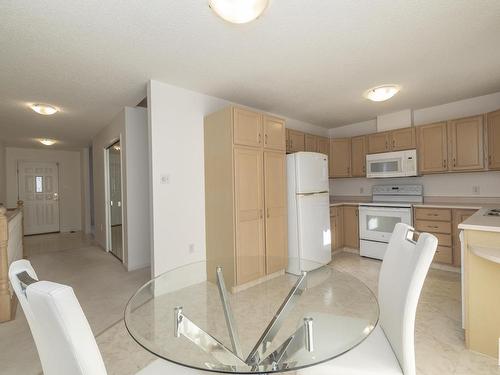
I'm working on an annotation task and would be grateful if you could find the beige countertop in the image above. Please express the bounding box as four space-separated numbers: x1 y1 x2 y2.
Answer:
329 197 500 210
458 208 500 233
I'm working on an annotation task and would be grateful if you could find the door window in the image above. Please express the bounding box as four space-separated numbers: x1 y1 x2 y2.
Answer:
35 176 43 193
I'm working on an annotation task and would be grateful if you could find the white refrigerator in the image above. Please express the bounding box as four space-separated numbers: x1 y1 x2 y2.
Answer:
287 152 332 275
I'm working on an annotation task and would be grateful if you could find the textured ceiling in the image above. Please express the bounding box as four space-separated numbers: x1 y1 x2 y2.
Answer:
1 0 500 148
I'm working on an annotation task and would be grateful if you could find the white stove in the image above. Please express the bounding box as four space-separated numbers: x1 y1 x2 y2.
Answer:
359 184 423 260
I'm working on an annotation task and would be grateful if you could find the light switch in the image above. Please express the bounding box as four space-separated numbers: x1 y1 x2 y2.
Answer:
160 174 170 184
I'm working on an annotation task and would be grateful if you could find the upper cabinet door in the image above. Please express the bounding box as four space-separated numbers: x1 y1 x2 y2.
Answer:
351 136 367 177
305 134 318 152
287 129 305 153
368 132 390 154
233 147 265 285
417 122 448 174
330 138 351 178
263 115 286 151
317 137 330 156
391 127 416 151
448 115 484 171
487 110 500 170
233 107 263 148
263 151 287 274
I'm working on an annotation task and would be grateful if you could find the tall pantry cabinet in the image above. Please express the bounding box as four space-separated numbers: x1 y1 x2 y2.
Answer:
204 106 287 289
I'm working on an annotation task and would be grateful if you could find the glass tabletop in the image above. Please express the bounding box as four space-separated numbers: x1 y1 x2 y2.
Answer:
125 260 379 374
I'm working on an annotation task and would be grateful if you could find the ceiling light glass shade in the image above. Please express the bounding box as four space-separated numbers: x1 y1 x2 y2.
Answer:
39 139 56 146
209 0 269 24
364 85 401 102
30 104 58 115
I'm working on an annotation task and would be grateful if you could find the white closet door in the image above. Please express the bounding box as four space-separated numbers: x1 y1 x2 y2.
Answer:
18 161 60 235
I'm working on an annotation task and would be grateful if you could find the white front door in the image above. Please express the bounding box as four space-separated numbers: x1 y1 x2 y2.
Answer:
18 161 60 235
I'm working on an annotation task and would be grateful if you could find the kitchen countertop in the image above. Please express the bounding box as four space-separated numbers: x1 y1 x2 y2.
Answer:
458 208 500 233
329 198 500 210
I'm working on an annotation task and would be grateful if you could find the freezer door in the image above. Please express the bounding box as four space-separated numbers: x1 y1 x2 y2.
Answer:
295 152 329 194
296 192 332 270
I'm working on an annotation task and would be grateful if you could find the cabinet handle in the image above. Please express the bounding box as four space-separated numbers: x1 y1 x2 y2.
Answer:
443 159 447 168
267 208 270 218
260 209 263 219
428 225 439 229
392 139 395 148
453 158 456 167
428 213 439 216
489 155 492 165
265 134 268 144
258 133 261 144
347 166 350 175
385 140 388 149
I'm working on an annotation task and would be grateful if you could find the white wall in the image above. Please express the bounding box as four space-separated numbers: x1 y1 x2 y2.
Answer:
124 107 151 271
0 140 6 206
92 107 150 271
81 148 92 234
148 80 328 277
5 147 82 231
329 91 500 197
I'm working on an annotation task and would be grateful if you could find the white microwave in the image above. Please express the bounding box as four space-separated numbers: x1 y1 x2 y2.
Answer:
366 149 418 178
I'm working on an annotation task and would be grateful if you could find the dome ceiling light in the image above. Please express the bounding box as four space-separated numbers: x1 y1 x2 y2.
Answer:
30 103 59 115
39 139 57 146
364 85 401 102
209 0 269 24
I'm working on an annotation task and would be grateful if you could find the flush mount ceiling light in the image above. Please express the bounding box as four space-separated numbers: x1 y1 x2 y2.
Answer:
364 85 401 102
30 103 58 115
39 138 57 146
209 0 269 24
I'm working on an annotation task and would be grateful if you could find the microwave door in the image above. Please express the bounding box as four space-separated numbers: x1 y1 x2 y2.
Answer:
367 158 404 178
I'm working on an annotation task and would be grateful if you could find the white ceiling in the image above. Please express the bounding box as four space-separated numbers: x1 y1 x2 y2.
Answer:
1 1 500 148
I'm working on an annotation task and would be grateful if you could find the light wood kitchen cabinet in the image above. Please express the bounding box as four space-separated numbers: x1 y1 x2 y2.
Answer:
391 127 416 151
417 122 448 174
305 134 318 152
286 129 305 153
452 208 476 267
204 106 287 289
368 132 391 154
264 151 287 274
330 138 351 178
233 107 262 148
330 206 344 251
351 136 367 177
234 147 266 284
448 115 484 171
263 115 286 151
487 109 500 170
317 136 330 156
343 206 359 249
414 207 453 265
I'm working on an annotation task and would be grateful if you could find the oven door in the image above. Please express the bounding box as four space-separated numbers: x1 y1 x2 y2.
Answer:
359 206 412 242
366 152 405 178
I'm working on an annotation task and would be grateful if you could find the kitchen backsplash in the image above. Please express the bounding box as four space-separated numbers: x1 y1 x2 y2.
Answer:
330 171 500 197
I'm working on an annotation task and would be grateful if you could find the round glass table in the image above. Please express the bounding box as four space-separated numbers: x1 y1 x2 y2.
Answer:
125 261 379 374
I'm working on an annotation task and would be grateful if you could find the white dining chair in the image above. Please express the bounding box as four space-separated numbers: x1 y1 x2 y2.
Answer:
8 259 204 375
299 223 438 375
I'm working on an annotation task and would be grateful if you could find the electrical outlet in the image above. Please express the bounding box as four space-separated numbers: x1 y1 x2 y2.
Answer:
472 185 480 195
188 244 195 254
360 187 364 194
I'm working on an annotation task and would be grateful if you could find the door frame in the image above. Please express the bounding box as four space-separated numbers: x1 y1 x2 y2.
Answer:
17 160 61 234
104 137 125 263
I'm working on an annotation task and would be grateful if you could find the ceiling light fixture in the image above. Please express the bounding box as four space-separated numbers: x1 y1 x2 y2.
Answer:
208 0 269 24
30 103 58 115
364 85 401 102
39 138 57 146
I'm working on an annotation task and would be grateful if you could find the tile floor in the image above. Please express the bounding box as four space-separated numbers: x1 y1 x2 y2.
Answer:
1 233 499 374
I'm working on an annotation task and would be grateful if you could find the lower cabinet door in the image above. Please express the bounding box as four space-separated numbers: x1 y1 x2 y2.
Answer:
234 147 266 285
264 151 288 274
343 206 359 249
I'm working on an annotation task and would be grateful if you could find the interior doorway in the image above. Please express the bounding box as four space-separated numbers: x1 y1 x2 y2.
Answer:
106 141 123 261
17 161 60 235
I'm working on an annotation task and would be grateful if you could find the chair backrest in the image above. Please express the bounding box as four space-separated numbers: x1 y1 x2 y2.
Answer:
378 223 437 375
8 260 107 375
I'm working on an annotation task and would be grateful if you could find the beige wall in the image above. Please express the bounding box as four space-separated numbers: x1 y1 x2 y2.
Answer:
0 140 6 206
5 147 82 231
